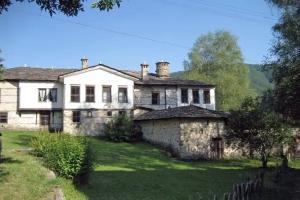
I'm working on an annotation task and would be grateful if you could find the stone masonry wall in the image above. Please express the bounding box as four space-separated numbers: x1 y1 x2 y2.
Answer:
0 81 39 130
137 118 241 160
63 109 132 136
137 119 181 155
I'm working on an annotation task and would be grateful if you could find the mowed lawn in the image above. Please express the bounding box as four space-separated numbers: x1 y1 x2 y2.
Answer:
2 131 297 200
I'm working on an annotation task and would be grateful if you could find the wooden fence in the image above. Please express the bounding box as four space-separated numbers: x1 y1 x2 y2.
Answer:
196 170 265 200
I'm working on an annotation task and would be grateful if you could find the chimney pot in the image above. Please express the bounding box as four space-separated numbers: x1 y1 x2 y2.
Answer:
81 58 88 69
140 62 149 80
156 61 170 77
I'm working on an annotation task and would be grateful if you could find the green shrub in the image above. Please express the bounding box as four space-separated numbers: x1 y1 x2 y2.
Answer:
31 133 92 179
104 115 139 142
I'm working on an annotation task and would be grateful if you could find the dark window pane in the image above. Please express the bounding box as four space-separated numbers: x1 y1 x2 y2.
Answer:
72 111 81 123
0 112 7 123
107 111 112 117
86 86 95 102
102 86 112 103
181 89 188 103
49 88 57 102
192 90 199 104
119 111 126 116
118 88 128 103
152 92 160 105
71 86 80 102
204 90 211 104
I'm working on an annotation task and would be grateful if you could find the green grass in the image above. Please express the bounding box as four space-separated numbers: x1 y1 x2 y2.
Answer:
2 131 296 200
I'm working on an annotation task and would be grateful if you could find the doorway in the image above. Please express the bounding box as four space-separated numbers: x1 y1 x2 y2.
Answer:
211 137 224 159
40 111 50 131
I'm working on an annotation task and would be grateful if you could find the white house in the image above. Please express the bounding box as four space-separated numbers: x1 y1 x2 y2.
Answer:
0 59 216 135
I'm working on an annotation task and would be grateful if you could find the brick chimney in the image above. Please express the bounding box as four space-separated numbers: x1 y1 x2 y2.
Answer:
81 58 88 69
140 62 149 80
156 61 170 77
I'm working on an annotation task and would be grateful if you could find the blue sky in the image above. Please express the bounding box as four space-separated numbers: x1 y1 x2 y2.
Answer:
0 0 279 73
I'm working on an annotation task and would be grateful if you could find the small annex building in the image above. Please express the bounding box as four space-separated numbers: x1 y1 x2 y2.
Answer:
135 105 230 160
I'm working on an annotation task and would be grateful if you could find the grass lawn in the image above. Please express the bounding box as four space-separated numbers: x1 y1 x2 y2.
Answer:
1 131 298 200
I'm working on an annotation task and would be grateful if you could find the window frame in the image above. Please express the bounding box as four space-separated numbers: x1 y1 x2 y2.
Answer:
192 89 200 104
181 88 188 104
204 90 211 104
72 111 81 123
38 88 48 102
151 92 160 105
85 85 95 103
49 88 58 102
118 87 128 103
70 85 80 103
0 112 8 123
102 86 112 103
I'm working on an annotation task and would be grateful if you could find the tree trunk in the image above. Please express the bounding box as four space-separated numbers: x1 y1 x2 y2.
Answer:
261 154 268 168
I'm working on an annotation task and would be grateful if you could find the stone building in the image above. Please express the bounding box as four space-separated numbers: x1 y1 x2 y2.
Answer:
135 105 230 160
0 59 216 135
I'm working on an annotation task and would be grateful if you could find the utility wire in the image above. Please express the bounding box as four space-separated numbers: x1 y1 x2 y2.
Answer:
16 9 191 50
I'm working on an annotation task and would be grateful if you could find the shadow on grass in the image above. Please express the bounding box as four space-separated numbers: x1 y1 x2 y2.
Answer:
261 168 300 200
12 134 33 147
76 167 257 200
0 157 23 164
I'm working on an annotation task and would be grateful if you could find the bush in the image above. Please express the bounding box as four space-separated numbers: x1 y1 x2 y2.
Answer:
31 133 92 179
104 115 141 142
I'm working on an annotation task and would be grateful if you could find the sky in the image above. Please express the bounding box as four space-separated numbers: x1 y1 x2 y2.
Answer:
0 0 279 73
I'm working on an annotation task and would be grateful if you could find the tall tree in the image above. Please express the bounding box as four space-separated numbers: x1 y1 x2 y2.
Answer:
0 0 122 16
226 96 291 168
184 30 253 111
265 0 300 122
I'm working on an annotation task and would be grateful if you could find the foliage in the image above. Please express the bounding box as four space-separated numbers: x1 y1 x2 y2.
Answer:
265 0 300 122
183 30 253 111
104 114 140 142
31 133 93 179
226 96 292 168
0 0 122 16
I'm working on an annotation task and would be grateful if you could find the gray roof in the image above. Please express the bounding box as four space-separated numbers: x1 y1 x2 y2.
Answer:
2 67 78 81
134 105 227 121
122 70 214 87
1 65 214 87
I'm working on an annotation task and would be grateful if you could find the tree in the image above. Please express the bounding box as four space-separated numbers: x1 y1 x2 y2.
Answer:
184 30 253 111
265 0 300 122
0 0 122 16
226 96 291 168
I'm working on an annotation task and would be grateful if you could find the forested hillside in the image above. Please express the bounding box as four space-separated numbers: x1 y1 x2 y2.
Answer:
172 64 272 96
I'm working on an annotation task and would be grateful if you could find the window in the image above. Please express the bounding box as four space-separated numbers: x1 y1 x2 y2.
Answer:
118 87 128 103
86 86 95 102
72 111 81 123
102 86 112 103
49 88 57 102
0 112 7 123
40 112 50 126
204 90 211 104
107 111 112 117
38 88 47 102
192 89 199 104
181 88 188 103
119 110 126 116
87 110 93 118
71 86 80 102
152 92 160 105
